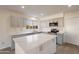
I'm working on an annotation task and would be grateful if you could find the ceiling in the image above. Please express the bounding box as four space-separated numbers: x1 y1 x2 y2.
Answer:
0 5 79 19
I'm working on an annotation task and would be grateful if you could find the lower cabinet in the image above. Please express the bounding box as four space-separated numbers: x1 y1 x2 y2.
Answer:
15 39 56 54
39 39 56 54
15 43 40 54
26 47 40 54
57 33 63 45
15 43 25 54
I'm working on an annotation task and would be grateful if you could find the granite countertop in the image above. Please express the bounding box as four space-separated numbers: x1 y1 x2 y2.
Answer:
13 33 56 52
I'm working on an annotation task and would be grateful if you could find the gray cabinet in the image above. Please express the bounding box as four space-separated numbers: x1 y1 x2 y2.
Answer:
57 33 63 45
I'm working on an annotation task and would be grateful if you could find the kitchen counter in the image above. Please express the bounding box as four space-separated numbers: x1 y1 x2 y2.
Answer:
13 33 56 54
11 32 43 38
57 31 64 34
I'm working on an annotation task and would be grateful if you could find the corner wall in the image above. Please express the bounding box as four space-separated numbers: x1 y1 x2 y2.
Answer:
64 11 79 46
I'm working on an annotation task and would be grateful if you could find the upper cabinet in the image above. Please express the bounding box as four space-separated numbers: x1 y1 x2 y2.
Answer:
40 20 49 28
10 15 25 27
58 17 64 27
10 15 33 27
10 15 39 29
49 17 64 27
32 21 39 29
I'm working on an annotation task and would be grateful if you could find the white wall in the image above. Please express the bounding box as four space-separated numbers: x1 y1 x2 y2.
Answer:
64 11 79 46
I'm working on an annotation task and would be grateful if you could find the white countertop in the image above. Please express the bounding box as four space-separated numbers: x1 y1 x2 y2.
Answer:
13 33 56 52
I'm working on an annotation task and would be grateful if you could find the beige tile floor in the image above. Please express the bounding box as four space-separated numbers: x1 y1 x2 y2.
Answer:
0 43 79 54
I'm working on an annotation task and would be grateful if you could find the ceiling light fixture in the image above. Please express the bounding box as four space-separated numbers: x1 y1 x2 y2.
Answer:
21 6 25 8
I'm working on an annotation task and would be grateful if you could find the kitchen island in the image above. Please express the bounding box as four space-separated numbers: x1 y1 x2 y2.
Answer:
13 33 56 54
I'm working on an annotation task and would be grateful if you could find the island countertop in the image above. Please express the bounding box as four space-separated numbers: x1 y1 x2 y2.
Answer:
13 33 56 53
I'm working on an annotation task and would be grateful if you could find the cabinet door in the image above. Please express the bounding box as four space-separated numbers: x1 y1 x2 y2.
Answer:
10 16 18 27
23 19 27 26
10 16 24 27
15 43 25 54
40 39 56 54
17 17 24 27
26 47 40 54
15 43 40 54
57 34 63 44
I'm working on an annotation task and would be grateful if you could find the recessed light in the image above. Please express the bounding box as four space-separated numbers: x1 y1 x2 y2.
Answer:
30 17 37 20
21 6 24 8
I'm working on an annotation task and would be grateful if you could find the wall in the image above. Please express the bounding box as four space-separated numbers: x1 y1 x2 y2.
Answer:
64 11 79 46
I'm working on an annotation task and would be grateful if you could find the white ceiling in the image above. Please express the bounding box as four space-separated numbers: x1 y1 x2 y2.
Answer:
0 5 79 18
